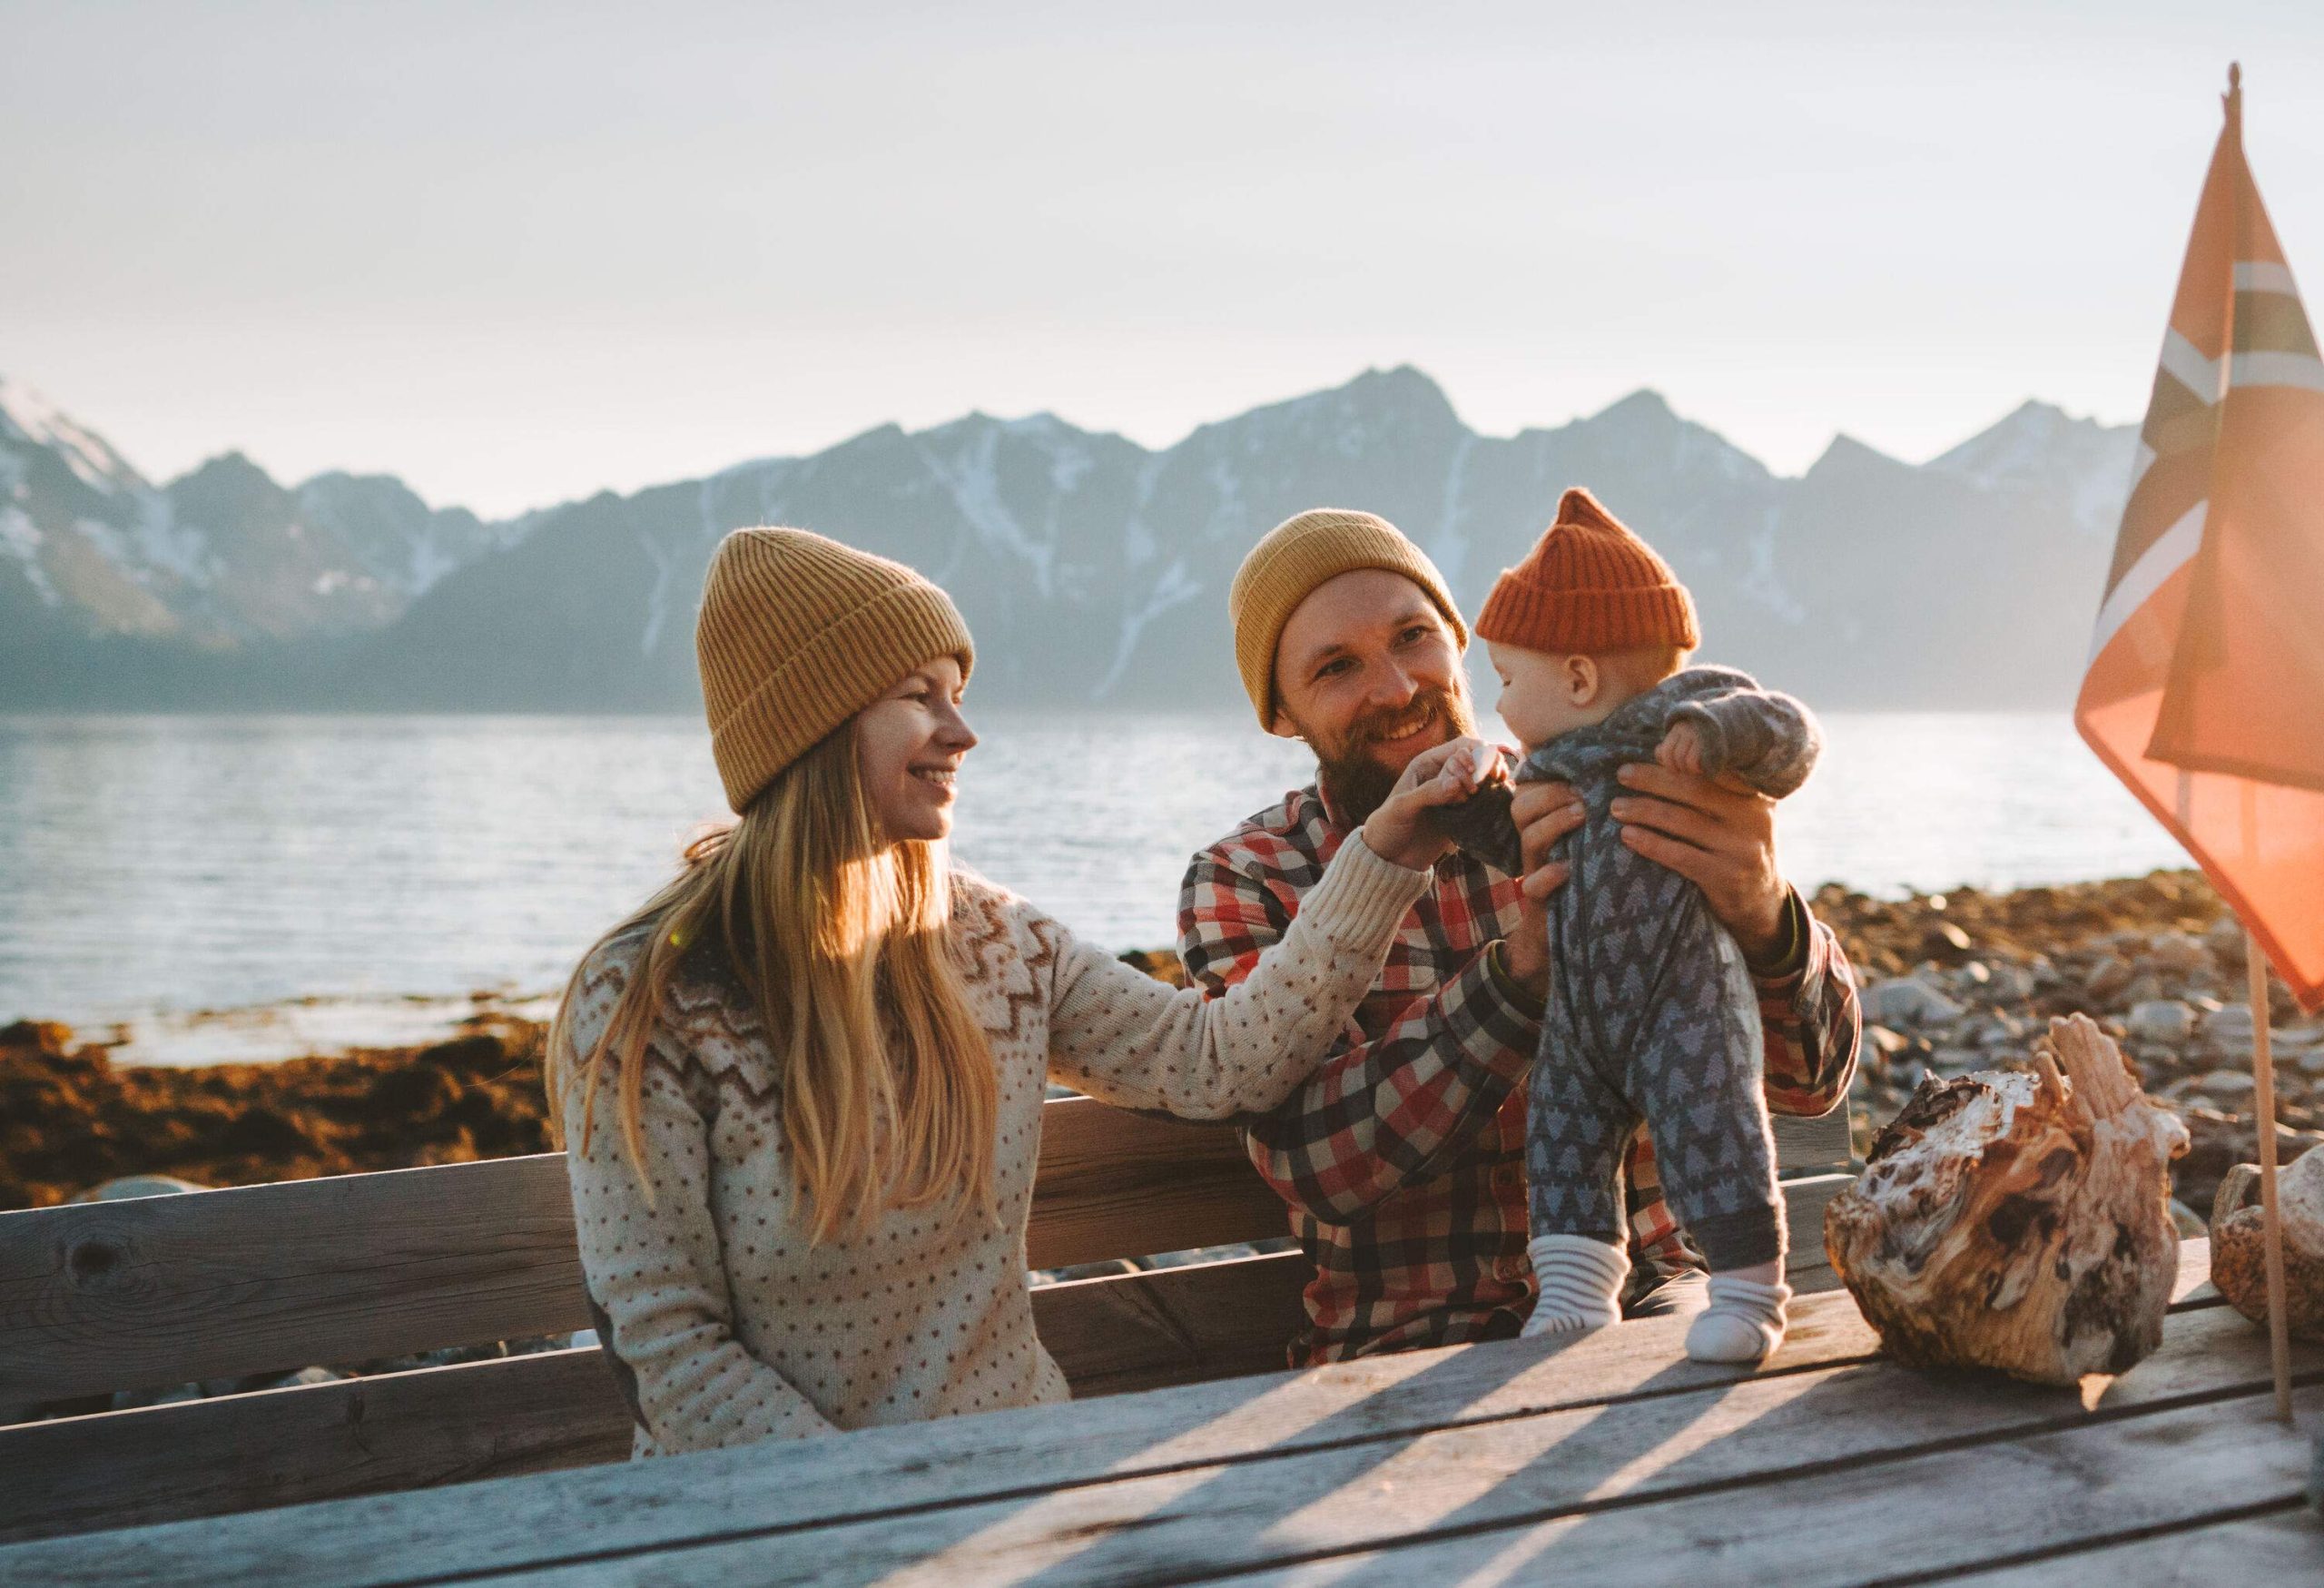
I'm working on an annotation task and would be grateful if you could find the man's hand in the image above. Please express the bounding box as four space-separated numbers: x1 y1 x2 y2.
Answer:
1499 780 1584 998
1611 760 1789 962
1358 736 1496 872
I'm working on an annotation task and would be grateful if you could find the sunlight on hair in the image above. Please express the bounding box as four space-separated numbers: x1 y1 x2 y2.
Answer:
546 720 997 1245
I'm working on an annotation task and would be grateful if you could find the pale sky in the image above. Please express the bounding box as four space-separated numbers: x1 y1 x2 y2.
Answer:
7 1 2324 517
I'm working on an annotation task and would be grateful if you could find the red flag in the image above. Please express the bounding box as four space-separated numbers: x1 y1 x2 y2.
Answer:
2077 71 2324 1011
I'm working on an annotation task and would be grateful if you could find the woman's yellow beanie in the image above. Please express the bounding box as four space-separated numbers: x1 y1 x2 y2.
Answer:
695 528 974 812
1228 508 1467 729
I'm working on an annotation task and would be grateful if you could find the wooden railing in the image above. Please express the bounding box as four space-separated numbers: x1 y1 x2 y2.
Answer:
0 1096 1856 1544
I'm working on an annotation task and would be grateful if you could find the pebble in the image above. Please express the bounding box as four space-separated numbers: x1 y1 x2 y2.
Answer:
1862 975 1965 1028
1984 962 2036 1002
2148 932 2211 975
2124 1001 2196 1043
2204 1003 2257 1042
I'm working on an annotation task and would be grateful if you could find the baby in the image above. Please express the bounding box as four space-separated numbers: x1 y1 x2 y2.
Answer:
1432 487 1820 1365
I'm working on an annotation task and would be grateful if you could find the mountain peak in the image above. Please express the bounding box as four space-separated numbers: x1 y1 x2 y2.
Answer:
1342 364 1457 416
1806 432 1907 478
1928 399 2138 534
1588 389 1677 428
0 376 144 495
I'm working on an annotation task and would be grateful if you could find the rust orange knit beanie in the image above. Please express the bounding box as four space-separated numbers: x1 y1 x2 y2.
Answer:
1474 488 1699 655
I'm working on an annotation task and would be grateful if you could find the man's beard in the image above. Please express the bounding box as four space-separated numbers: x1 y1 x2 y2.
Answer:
1306 685 1477 825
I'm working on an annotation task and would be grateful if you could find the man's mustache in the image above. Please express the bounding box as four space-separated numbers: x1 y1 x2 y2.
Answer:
1342 688 1462 755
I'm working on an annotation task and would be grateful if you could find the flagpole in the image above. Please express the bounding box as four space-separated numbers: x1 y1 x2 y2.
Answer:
2246 929 2294 1424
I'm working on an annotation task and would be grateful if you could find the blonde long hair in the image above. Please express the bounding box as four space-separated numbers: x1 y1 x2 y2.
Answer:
546 723 997 1245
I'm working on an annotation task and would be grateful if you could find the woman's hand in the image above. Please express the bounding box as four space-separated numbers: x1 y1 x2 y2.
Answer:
1611 760 1789 962
1359 736 1497 872
1499 780 1585 998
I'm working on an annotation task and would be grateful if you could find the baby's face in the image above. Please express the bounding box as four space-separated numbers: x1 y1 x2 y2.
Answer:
1487 641 1624 747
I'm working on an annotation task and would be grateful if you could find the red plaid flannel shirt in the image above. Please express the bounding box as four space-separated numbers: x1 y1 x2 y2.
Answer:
1179 781 1861 1365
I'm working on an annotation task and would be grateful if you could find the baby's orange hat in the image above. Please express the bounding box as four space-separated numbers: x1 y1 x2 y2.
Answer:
1474 487 1699 655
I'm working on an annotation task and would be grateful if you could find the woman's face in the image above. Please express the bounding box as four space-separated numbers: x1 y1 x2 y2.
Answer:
855 656 977 843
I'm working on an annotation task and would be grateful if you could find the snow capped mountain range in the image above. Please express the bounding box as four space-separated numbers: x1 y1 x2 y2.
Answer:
2 367 2139 711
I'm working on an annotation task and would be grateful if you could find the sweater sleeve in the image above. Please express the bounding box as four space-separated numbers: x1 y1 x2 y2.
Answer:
1669 686 1823 799
1180 842 1539 1223
1041 828 1433 1119
559 951 838 1453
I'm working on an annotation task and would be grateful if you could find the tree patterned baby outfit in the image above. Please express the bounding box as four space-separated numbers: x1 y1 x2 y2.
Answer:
1437 665 1821 1274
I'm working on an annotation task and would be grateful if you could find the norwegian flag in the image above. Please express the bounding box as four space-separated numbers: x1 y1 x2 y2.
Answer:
2077 66 2324 1011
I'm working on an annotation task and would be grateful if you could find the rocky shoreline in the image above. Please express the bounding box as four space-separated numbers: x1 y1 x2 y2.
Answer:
5 869 2316 1219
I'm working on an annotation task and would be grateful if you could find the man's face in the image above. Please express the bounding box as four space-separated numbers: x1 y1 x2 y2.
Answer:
1271 568 1474 820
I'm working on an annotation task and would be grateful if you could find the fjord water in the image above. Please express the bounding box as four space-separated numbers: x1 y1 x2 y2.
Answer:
1 712 2185 1033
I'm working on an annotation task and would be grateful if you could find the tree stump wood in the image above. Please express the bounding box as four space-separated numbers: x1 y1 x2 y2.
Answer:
1824 1013 2191 1386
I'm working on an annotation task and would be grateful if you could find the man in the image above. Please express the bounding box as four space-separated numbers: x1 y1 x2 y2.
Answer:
1179 508 1861 1364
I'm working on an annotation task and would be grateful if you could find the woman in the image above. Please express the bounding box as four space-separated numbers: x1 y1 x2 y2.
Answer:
548 527 1491 1456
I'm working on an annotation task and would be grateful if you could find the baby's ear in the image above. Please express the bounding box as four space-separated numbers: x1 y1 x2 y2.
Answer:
1562 654 1600 705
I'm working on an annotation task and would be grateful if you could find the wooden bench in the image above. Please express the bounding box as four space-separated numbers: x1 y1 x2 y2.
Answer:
0 1094 1855 1544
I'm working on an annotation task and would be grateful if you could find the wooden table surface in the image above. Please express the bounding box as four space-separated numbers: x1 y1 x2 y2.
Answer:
3 1238 2316 1587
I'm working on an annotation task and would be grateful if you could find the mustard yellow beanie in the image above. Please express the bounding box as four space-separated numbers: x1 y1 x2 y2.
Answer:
695 528 974 812
1228 508 1467 728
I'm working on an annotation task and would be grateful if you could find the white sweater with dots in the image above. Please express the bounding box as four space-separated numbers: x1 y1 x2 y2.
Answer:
560 831 1428 1456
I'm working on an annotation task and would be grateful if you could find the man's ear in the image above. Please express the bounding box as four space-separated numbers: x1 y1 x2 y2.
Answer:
1561 654 1601 707
1264 691 1304 741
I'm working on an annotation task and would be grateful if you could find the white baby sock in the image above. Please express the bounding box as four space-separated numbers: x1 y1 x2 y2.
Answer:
1684 1273 1792 1364
1520 1234 1630 1338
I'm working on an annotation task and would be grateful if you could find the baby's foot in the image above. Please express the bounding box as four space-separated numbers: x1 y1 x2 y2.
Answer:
1521 1234 1630 1338
1684 1274 1791 1364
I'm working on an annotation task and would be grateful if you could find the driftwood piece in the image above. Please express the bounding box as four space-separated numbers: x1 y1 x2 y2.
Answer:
2210 1148 2324 1340
1824 1013 2190 1385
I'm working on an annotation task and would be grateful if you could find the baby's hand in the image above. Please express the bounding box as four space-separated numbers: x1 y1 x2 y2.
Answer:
1656 722 1705 776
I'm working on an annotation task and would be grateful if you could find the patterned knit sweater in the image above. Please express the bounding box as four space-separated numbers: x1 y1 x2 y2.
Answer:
560 831 1428 1457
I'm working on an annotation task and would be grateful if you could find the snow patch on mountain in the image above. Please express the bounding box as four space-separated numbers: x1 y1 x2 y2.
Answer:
915 422 1056 598
1930 401 2138 535
0 377 143 496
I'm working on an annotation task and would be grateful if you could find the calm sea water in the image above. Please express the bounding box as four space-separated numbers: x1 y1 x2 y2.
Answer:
1 712 2189 1040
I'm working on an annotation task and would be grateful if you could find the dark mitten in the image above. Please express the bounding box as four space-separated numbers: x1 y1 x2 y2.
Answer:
1421 779 1524 876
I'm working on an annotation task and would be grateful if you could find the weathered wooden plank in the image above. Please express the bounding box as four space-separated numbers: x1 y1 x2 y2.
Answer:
0 1254 1311 1545
1036 1250 1309 1397
0 1202 1837 1550
465 1307 2317 1586
0 1100 1285 1404
1771 1106 1853 1174
1945 1505 2324 1583
0 1247 2220 1588
0 1090 1856 1410
1777 1170 1846 1287
1023 1098 1285 1270
0 1158 593 1406
1240 1398 2318 1588
0 1349 632 1546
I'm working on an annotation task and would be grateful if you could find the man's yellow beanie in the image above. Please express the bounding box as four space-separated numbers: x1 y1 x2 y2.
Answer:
695 528 974 812
1228 508 1467 728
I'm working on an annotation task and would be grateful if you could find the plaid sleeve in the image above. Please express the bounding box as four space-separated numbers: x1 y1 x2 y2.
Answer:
1751 888 1862 1118
1178 844 1538 1225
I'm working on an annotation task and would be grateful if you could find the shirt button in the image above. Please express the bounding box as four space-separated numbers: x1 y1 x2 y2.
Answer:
1491 1163 1522 1195
1492 1254 1527 1284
